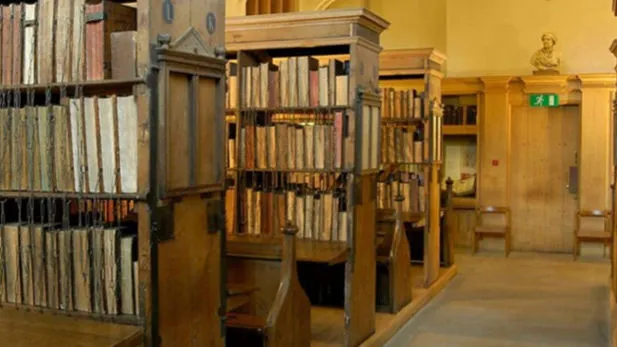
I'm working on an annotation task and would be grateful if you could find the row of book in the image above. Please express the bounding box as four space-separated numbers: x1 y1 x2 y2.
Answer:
1 224 139 316
0 0 136 86
381 126 425 164
0 95 138 193
381 88 423 120
229 119 351 171
377 176 426 212
226 187 349 242
443 104 478 126
226 57 350 109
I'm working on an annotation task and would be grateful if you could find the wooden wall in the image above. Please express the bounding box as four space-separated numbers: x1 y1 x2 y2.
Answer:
462 74 614 252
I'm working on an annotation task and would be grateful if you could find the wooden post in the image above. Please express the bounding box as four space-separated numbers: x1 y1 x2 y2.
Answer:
443 177 454 266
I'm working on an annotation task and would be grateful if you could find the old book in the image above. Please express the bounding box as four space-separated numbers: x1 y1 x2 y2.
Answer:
250 65 260 108
338 211 348 242
334 112 343 169
99 97 117 193
244 125 255 170
241 66 250 108
4 224 21 304
227 62 238 109
295 193 305 238
261 190 273 235
413 93 422 119
32 224 52 307
413 140 423 164
274 191 286 235
255 126 267 169
11 4 22 84
73 228 92 312
85 1 137 80
313 195 323 241
133 261 139 315
318 66 328 107
238 128 245 168
304 125 314 170
10 108 25 190
246 188 254 235
288 57 298 107
84 97 100 192
54 105 74 192
37 0 55 83
323 193 333 241
55 0 72 82
254 190 262 235
297 56 319 107
275 124 288 169
285 190 295 228
304 194 314 240
259 62 277 108
117 95 138 193
45 230 59 309
91 228 105 313
228 138 236 169
287 125 295 170
71 0 85 81
403 130 413 163
295 126 304 169
37 107 51 191
26 107 41 191
1 5 12 85
120 235 135 315
226 187 237 235
325 125 334 170
20 225 34 306
331 195 339 241
103 228 119 314
328 59 345 106
266 125 276 169
279 59 289 107
58 230 73 310
0 108 10 189
111 31 137 79
22 3 37 84
314 125 325 169
336 75 349 107
70 99 86 192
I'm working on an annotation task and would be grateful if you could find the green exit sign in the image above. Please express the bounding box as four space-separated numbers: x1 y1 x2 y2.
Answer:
529 94 560 107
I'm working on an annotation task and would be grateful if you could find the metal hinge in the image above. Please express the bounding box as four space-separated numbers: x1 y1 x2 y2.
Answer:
152 203 175 242
206 199 225 234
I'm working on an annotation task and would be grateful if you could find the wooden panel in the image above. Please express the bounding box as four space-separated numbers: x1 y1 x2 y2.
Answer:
510 104 579 252
196 77 222 187
452 209 476 248
580 88 612 211
166 72 190 190
157 196 223 347
227 258 281 317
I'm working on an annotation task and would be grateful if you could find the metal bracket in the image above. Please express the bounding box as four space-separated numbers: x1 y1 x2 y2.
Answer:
206 198 225 234
153 203 175 242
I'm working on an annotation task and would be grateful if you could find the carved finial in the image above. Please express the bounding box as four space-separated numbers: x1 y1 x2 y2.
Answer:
157 33 172 49
215 45 226 59
282 220 299 236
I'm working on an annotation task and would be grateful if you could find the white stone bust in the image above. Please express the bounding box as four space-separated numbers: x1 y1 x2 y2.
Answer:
530 33 561 73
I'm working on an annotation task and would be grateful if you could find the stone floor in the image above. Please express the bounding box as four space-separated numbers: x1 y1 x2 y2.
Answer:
385 251 610 347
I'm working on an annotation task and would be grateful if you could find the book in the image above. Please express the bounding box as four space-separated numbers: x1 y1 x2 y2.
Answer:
20 225 34 306
37 0 56 83
54 105 74 192
4 224 21 304
103 228 119 314
120 235 135 315
117 95 138 193
56 0 73 82
58 230 73 310
73 228 92 312
70 99 86 192
45 230 59 309
22 3 37 84
84 97 100 192
99 97 117 193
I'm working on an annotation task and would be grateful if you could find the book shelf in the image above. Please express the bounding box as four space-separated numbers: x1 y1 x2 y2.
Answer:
378 48 448 286
224 9 389 347
0 0 227 346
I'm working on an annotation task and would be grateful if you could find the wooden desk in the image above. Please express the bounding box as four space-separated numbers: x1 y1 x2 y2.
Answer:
0 307 142 347
227 235 348 265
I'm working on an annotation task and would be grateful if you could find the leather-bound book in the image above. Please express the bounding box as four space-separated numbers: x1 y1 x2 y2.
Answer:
1 5 12 85
11 4 22 85
85 1 136 80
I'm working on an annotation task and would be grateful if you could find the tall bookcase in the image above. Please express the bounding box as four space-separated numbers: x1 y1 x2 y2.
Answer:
378 48 447 285
224 9 389 347
0 1 226 346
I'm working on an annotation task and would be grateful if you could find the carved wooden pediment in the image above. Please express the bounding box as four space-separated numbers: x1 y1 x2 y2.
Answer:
168 27 211 57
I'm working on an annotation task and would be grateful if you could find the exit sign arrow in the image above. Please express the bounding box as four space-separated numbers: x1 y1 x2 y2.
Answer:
529 93 559 107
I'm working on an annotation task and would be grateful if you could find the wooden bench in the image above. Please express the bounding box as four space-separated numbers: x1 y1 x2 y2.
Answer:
574 209 611 260
375 204 412 313
473 206 511 257
225 222 311 347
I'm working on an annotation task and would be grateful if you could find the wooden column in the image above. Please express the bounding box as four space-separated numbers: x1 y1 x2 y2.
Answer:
578 74 614 212
479 77 512 208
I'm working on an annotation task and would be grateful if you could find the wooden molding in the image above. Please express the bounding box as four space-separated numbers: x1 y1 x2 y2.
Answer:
481 76 512 93
379 48 446 77
442 77 483 95
226 8 389 53
577 73 615 89
520 75 570 94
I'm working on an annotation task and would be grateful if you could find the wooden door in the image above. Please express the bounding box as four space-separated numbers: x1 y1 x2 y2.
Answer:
510 105 580 252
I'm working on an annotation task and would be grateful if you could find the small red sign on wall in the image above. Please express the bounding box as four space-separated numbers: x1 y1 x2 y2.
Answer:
492 160 499 166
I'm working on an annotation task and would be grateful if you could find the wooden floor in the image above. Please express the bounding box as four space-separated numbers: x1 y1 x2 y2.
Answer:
311 264 458 347
385 252 610 347
0 307 143 347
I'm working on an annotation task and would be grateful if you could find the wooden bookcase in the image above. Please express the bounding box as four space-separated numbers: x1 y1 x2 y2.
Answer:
378 48 448 286
0 1 227 346
224 9 389 347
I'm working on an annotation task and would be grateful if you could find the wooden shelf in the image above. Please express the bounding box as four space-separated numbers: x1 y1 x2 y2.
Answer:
443 125 478 135
0 78 144 98
451 197 476 209
0 191 145 200
227 168 351 174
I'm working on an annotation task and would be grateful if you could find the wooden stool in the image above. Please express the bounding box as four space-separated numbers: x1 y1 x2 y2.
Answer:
573 210 611 260
473 206 511 257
